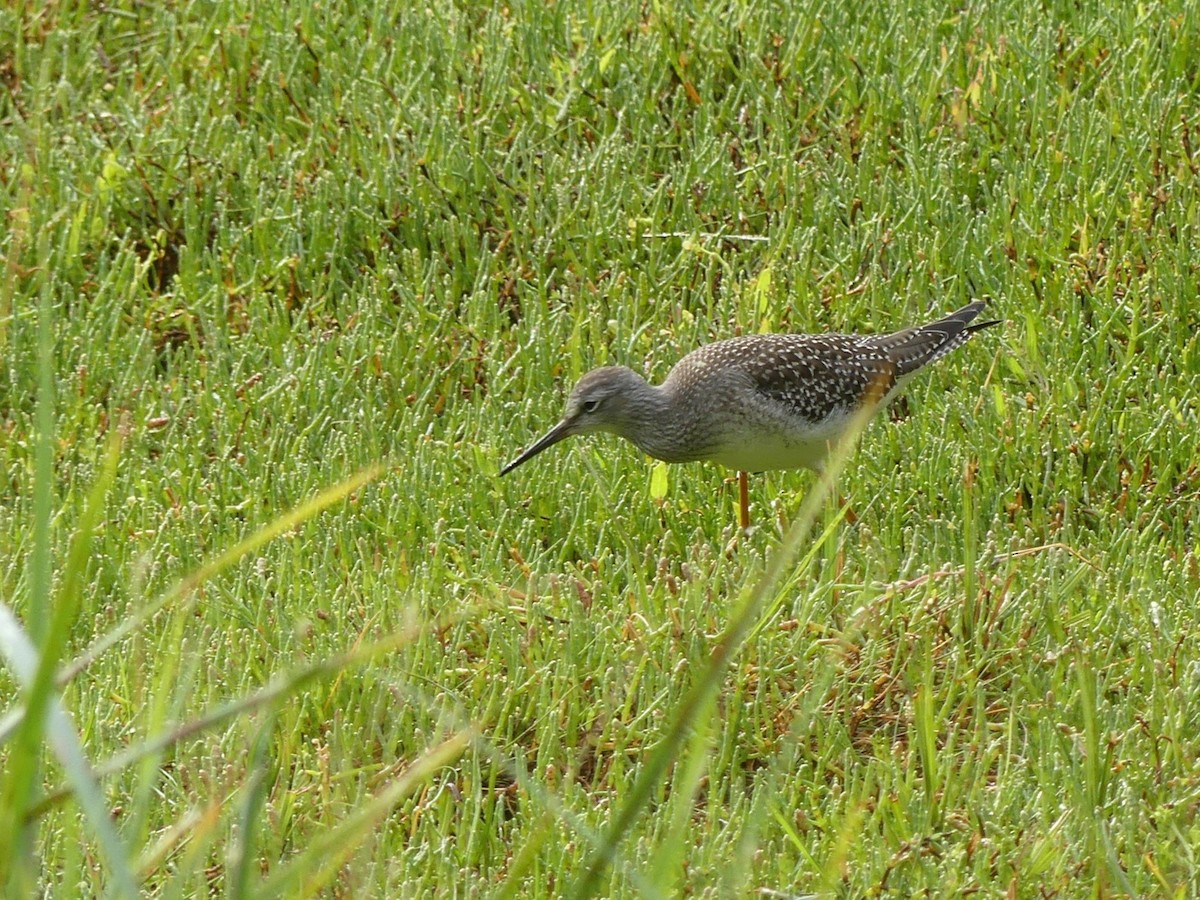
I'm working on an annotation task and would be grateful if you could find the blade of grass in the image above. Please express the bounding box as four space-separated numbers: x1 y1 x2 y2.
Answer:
1 280 131 893
0 421 122 741
256 730 472 899
29 622 426 819
136 805 205 883
746 500 852 646
0 273 57 890
913 680 940 811
125 575 197 873
0 602 140 898
494 811 558 899
226 713 278 900
570 393 884 897
0 464 386 749
163 795 225 900
57 463 385 686
646 691 715 895
724 670 839 893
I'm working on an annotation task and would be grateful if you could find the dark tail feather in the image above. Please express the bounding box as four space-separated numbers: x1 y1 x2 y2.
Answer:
871 300 1000 377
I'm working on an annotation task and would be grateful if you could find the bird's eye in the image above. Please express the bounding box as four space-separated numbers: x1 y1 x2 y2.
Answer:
582 398 601 413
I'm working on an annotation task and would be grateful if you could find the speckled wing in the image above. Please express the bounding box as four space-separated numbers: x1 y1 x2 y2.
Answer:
736 334 898 424
740 300 997 423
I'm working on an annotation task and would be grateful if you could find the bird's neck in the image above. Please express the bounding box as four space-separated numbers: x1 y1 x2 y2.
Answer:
619 381 700 464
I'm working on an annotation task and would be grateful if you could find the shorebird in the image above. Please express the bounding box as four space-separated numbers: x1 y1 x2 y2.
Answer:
501 301 998 527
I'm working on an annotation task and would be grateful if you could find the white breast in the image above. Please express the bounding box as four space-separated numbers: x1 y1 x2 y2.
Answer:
704 407 862 472
704 435 833 472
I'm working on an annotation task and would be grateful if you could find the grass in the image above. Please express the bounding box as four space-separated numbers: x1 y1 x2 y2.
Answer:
2 0 1199 895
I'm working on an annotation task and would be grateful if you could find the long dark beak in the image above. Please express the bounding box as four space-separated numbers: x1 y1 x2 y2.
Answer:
499 419 574 476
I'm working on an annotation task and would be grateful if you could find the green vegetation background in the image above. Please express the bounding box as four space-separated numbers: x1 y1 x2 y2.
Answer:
1 0 1198 895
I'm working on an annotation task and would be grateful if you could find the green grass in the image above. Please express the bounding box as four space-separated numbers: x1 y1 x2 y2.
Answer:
2 0 1199 895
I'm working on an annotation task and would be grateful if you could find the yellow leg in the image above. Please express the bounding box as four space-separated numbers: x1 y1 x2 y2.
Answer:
738 470 750 529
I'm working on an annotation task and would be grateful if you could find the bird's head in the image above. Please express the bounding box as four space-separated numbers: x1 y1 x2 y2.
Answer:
500 366 648 475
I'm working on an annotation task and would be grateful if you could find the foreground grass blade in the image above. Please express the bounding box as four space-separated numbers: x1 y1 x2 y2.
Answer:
646 693 716 895
257 731 472 899
0 602 140 898
0 424 122 737
226 714 278 900
58 463 385 686
30 624 425 819
0 286 131 893
0 278 58 891
570 397 883 897
0 465 387 750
